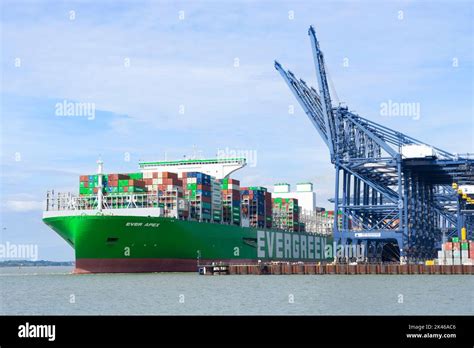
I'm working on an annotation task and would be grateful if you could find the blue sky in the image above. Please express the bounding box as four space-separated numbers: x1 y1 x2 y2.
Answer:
1 0 473 260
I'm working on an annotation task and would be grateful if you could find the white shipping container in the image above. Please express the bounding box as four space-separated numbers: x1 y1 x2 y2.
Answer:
400 144 436 159
453 258 461 265
143 171 153 179
296 183 313 192
445 258 453 265
438 258 445 266
187 178 197 184
462 259 473 265
458 185 474 194
437 251 444 259
274 184 290 193
461 250 469 259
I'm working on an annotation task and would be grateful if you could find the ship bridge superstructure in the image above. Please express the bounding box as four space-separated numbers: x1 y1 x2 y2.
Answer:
139 158 246 180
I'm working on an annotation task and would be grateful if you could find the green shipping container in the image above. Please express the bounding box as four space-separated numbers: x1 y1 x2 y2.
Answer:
129 173 143 180
461 243 468 250
248 186 266 192
119 180 129 187
187 183 197 190
452 237 459 243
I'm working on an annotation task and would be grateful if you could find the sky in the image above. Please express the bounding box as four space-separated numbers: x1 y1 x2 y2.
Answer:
1 0 473 260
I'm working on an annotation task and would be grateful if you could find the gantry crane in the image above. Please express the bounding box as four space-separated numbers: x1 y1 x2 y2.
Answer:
275 26 474 261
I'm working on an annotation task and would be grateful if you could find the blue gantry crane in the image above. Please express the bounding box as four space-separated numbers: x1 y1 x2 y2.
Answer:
275 26 474 261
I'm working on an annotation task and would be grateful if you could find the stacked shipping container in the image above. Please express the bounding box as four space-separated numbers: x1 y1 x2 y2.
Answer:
79 174 107 195
272 198 303 232
107 173 146 194
180 172 212 221
438 237 474 265
240 187 272 228
221 178 241 225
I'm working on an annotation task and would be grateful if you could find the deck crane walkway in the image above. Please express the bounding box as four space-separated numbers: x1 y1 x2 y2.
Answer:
275 26 474 261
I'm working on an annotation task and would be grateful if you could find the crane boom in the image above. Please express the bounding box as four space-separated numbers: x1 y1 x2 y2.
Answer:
308 26 337 161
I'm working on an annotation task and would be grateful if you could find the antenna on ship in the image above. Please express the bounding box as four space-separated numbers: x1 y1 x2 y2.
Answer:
97 157 104 212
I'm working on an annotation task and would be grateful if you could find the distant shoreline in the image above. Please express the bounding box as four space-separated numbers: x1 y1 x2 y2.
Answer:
0 260 74 267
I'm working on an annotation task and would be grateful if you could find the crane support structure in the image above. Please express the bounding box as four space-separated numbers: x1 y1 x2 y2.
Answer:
275 26 474 261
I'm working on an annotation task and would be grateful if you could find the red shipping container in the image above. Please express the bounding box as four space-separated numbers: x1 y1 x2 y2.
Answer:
83 182 89 188
108 180 118 187
80 175 89 182
162 172 178 179
152 172 159 179
93 187 98 193
452 242 460 250
444 243 453 251
201 196 212 203
124 187 128 192
109 174 129 181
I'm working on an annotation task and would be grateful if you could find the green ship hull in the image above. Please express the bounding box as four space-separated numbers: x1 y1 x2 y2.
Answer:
43 214 330 273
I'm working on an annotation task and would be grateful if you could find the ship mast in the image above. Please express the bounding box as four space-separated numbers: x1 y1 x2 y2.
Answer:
97 158 104 212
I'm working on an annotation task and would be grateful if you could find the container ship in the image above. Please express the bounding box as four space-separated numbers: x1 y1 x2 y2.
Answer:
43 158 332 273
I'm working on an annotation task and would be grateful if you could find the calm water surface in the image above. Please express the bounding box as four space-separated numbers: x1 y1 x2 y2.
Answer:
1 266 472 315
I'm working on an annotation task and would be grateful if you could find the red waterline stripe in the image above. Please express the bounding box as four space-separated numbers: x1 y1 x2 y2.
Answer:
74 258 257 274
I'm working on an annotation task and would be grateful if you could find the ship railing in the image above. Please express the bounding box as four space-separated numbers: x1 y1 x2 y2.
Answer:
45 191 166 212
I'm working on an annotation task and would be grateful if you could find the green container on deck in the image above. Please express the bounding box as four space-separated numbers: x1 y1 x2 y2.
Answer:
128 173 143 180
79 182 86 188
248 186 266 192
452 237 459 243
187 183 197 190
118 180 129 187
461 243 468 250
119 187 124 193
